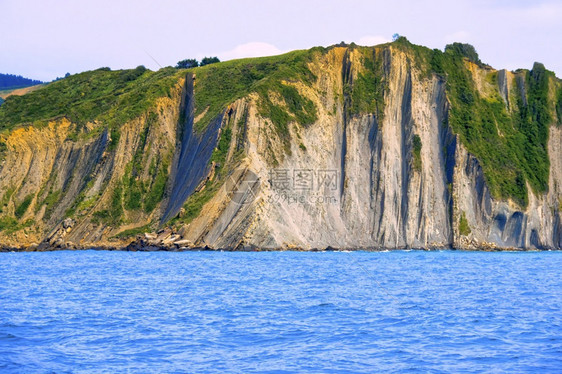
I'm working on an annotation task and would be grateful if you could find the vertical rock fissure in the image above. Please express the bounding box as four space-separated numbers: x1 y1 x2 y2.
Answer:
340 50 352 200
554 212 562 248
416 172 425 245
368 116 379 206
161 74 224 223
436 79 455 246
368 115 382 239
400 69 414 244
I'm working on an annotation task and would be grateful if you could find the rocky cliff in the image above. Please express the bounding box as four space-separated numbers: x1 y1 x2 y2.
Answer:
0 39 561 250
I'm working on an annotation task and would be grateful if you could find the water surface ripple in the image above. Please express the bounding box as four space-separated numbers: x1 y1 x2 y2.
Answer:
0 250 561 373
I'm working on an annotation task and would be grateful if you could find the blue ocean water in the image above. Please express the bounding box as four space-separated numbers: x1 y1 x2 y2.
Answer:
0 250 561 373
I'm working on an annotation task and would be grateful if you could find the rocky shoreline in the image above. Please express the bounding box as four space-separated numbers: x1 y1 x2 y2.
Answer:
0 242 545 253
0 222 550 253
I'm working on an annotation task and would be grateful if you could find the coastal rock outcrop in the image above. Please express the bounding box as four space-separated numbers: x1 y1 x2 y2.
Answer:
0 41 561 250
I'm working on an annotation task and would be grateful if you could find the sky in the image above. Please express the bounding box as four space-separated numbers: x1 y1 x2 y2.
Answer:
1 0 561 81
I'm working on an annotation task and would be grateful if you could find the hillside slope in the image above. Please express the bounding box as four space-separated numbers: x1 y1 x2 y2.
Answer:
0 85 44 103
0 39 561 250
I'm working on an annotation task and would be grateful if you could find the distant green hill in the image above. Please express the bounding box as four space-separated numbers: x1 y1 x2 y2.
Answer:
0 73 43 91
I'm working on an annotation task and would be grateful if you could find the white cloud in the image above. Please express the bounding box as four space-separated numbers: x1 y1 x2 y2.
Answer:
356 35 391 46
215 42 285 61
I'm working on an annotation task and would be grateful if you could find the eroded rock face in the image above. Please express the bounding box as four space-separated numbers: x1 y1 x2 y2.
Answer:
0 79 187 247
180 47 562 250
241 49 454 249
1 45 561 250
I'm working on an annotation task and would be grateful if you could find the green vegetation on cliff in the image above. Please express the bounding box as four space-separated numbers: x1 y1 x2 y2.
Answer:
256 81 317 143
111 224 152 239
459 211 471 236
347 46 387 117
444 43 482 65
0 40 560 239
412 134 422 171
390 38 560 206
557 87 562 124
428 45 558 206
119 112 170 215
0 66 182 132
14 195 33 219
39 189 61 219
190 49 319 134
0 140 7 161
92 181 124 226
516 63 552 193
0 216 33 234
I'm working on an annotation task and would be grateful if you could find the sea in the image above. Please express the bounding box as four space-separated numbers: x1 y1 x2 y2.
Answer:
1 250 561 373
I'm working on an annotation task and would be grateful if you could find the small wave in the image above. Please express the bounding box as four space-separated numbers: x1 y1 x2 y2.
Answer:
0 333 18 340
0 250 560 372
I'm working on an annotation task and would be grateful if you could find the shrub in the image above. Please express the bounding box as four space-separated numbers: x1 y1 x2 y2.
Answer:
144 159 169 213
15 194 33 219
459 212 471 236
557 87 562 124
200 57 220 66
112 224 151 239
176 59 199 69
412 134 422 171
120 65 147 82
0 140 7 160
445 43 481 64
0 216 18 232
